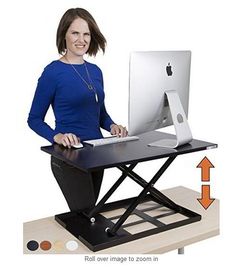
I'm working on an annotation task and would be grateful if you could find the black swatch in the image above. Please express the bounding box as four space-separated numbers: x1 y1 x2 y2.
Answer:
27 240 39 251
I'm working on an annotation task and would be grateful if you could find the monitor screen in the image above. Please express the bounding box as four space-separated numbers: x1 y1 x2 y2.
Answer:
128 51 191 138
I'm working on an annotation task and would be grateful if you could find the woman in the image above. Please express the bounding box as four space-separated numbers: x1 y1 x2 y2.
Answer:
28 8 127 212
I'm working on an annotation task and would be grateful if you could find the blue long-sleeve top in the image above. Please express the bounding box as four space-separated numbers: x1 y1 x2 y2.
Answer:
28 60 115 143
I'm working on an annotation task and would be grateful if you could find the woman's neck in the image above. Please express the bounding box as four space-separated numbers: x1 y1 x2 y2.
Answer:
60 52 84 64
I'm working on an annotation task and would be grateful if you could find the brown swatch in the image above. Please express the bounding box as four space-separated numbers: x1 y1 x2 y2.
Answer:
40 240 52 251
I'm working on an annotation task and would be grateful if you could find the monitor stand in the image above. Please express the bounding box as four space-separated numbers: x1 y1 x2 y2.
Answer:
148 90 193 149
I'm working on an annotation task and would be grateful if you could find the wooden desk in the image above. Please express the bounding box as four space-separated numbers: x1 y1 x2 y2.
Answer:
23 186 219 254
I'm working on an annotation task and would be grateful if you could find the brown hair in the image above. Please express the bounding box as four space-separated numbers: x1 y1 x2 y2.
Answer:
56 8 106 56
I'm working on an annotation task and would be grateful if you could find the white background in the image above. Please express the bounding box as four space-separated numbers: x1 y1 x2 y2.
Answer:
1 0 235 271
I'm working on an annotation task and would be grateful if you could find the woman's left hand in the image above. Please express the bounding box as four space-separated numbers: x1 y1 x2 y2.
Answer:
110 124 128 137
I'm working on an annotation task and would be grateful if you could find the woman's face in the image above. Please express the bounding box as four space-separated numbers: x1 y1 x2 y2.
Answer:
65 17 91 58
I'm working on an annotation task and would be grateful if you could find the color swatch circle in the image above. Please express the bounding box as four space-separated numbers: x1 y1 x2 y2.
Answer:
53 240 64 251
26 239 79 252
66 240 78 251
27 240 39 251
40 240 52 251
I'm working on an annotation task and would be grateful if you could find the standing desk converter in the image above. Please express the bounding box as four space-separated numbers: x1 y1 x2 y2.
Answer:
41 131 217 252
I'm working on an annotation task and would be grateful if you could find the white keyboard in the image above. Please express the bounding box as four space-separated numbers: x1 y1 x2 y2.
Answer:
83 136 139 147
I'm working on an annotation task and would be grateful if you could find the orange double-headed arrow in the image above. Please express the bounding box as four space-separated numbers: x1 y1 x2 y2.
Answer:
196 156 214 181
197 185 215 209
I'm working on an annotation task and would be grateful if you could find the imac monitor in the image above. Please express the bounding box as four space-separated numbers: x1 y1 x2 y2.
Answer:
128 51 193 148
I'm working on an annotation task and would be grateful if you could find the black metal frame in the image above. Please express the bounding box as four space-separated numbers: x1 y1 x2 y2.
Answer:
55 155 201 251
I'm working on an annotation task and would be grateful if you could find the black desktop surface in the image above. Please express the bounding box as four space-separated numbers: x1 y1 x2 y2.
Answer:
41 131 217 173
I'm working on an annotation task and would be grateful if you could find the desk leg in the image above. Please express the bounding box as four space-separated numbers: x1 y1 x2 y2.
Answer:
84 164 137 220
178 247 185 254
107 156 176 236
118 166 180 212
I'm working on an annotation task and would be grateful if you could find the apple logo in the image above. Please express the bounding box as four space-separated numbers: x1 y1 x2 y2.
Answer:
166 62 173 76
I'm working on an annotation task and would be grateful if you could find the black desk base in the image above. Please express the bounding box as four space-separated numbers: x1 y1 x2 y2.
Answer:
55 156 201 252
55 195 201 252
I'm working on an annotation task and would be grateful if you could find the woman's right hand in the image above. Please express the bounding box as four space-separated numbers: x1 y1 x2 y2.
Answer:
53 133 80 148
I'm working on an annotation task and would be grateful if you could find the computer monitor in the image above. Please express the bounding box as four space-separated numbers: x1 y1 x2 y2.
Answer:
128 51 193 148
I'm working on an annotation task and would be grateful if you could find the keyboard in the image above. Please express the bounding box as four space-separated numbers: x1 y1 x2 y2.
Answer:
83 136 139 147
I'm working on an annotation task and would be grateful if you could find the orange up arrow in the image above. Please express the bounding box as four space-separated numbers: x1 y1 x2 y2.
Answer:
197 185 215 209
196 156 214 181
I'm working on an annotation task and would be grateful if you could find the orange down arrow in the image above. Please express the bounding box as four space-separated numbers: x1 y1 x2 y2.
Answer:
197 185 215 210
196 156 214 181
